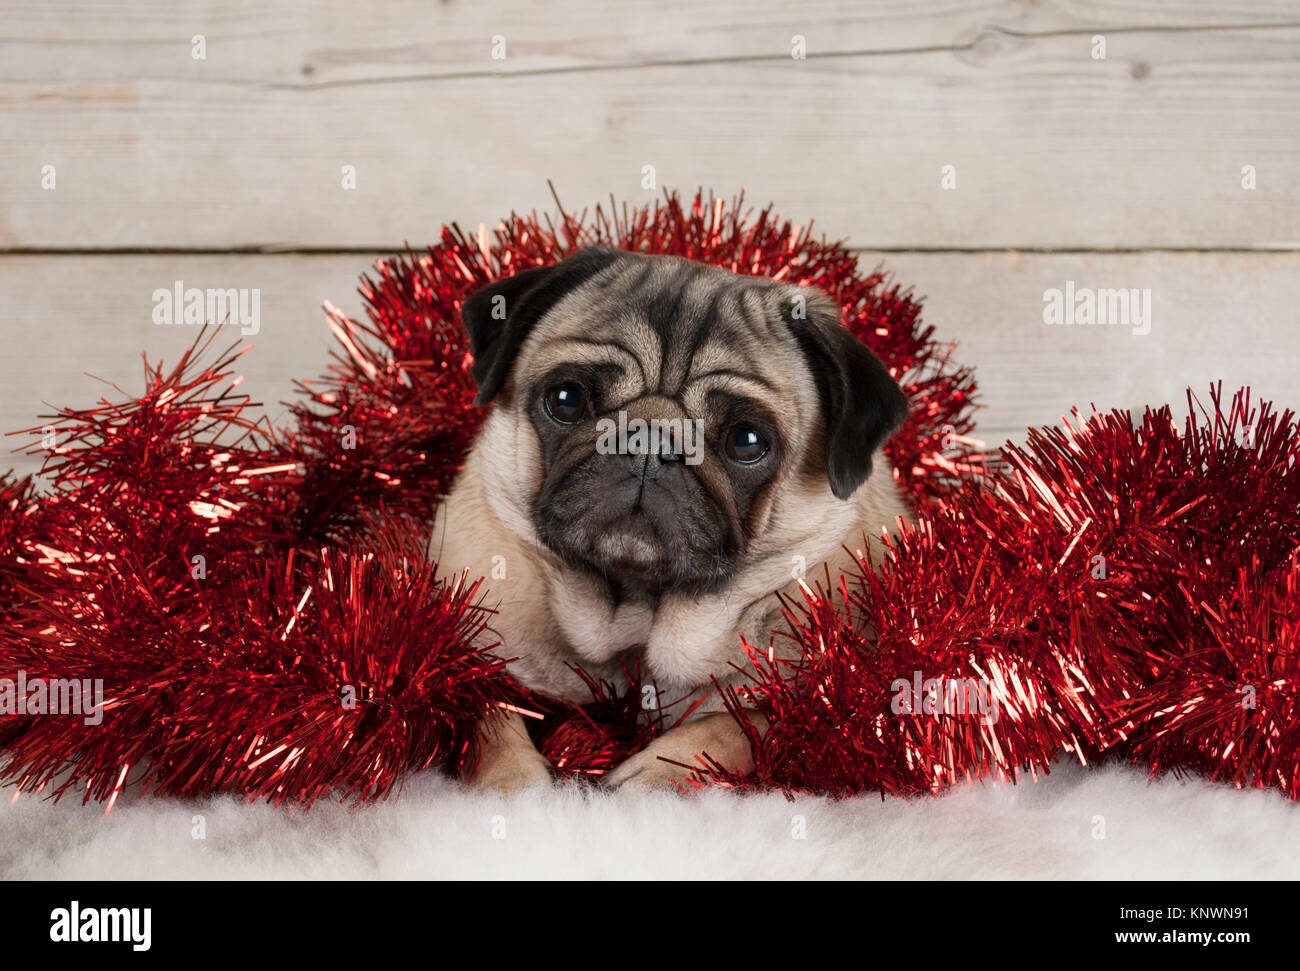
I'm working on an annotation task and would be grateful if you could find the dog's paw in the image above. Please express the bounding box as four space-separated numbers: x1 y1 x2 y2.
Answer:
602 748 694 792
469 747 555 794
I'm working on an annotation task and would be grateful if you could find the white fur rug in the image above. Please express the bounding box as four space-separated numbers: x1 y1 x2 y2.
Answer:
2 762 1296 880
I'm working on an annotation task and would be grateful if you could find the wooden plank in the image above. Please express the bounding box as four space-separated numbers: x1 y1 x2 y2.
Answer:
3 251 1296 481
6 1 1298 81
0 254 357 482
0 2 1297 249
880 250 1300 449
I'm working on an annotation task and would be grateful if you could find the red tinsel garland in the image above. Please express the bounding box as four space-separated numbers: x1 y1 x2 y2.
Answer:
0 336 525 807
1 189 1295 808
711 388 1299 798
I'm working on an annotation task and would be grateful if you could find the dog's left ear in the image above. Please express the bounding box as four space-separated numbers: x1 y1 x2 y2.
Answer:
783 289 910 500
462 246 622 406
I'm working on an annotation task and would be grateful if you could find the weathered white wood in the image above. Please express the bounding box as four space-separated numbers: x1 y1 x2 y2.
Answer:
3 251 1296 481
0 1 1297 249
881 250 1300 449
0 254 349 482
9 1 1297 80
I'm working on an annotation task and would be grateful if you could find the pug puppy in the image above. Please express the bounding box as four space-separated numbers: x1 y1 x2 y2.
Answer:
430 246 910 791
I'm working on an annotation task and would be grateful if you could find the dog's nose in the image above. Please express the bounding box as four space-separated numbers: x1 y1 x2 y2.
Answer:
626 446 682 480
611 394 691 481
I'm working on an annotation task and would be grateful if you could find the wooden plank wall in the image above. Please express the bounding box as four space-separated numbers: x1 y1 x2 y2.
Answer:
1 1 1298 479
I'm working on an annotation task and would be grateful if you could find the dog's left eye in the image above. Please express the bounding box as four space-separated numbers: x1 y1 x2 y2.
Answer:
543 383 586 424
725 425 769 464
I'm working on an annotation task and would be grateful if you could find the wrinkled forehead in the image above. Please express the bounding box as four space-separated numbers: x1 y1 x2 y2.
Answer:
515 254 814 413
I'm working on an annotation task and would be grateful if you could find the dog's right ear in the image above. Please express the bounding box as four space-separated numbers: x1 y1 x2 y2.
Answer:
783 288 910 501
462 246 621 406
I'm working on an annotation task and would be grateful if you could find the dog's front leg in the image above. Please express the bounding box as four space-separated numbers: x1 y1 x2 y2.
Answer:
602 710 766 791
465 709 554 792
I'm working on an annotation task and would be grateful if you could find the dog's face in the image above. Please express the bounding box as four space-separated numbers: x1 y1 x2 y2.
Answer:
462 247 907 596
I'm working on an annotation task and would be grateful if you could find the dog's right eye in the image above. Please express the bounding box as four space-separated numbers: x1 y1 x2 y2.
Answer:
725 424 769 464
543 383 586 424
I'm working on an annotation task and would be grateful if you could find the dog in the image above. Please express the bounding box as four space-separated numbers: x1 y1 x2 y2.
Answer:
430 245 910 791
